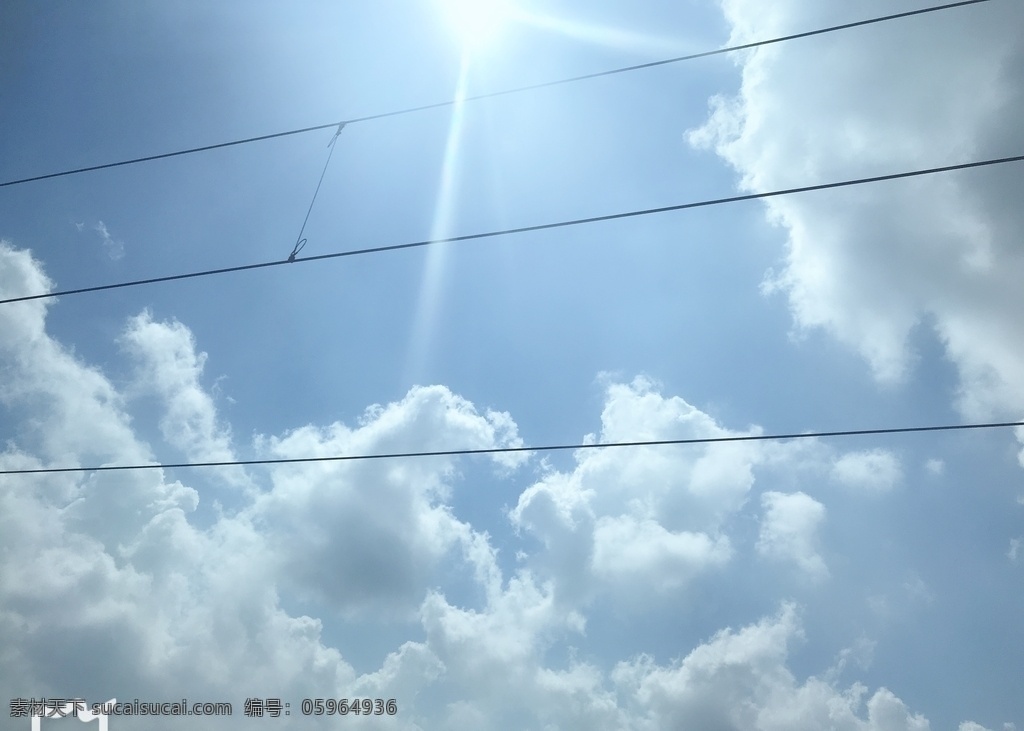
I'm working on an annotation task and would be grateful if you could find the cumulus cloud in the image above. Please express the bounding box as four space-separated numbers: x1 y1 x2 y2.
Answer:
120 311 236 464
614 603 931 731
510 376 760 605
248 384 524 619
591 515 732 594
0 242 525 728
831 448 902 492
0 243 55 359
689 0 1024 460
361 595 944 731
757 491 828 579
0 242 1003 729
0 250 353 728
0 244 154 478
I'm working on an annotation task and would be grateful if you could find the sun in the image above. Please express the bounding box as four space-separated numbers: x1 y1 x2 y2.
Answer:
438 0 512 51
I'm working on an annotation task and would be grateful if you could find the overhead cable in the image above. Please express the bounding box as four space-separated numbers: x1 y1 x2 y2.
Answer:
0 0 995 189
1 419 1021 476
288 122 346 261
1 152 1022 307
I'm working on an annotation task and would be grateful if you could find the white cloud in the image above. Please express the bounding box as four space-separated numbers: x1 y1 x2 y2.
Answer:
0 242 1006 729
248 385 522 619
0 276 301 705
924 458 945 476
120 310 236 465
825 635 876 684
0 247 177 555
757 491 828 579
93 220 125 260
0 255 350 725
1009 538 1021 564
902 576 935 606
510 376 760 604
831 449 902 492
0 244 525 728
0 243 56 360
591 515 732 594
613 603 930 730
370 594 943 731
333 569 620 730
957 722 1019 731
70 220 125 259
689 0 1024 461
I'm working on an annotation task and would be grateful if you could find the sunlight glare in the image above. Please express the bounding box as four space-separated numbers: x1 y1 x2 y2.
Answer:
440 0 511 50
404 57 471 384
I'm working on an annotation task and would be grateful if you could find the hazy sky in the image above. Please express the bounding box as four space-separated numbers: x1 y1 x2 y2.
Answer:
1 1 1022 729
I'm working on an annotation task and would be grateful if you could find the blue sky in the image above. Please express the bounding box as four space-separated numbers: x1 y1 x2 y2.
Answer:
1 1 1022 729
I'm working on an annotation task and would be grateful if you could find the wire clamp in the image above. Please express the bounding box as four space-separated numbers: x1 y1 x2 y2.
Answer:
287 237 306 262
330 121 347 146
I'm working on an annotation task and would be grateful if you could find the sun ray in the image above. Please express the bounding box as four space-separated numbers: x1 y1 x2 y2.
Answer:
403 55 471 385
513 8 692 58
437 0 685 61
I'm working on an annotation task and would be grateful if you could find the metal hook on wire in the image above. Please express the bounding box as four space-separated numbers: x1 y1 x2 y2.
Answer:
288 122 347 262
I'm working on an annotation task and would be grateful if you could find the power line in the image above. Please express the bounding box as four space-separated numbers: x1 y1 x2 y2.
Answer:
2 419 1021 477
288 122 347 261
2 152 1022 307
0 0 995 190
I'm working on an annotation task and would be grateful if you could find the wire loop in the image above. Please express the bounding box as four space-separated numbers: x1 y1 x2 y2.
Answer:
288 238 307 262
